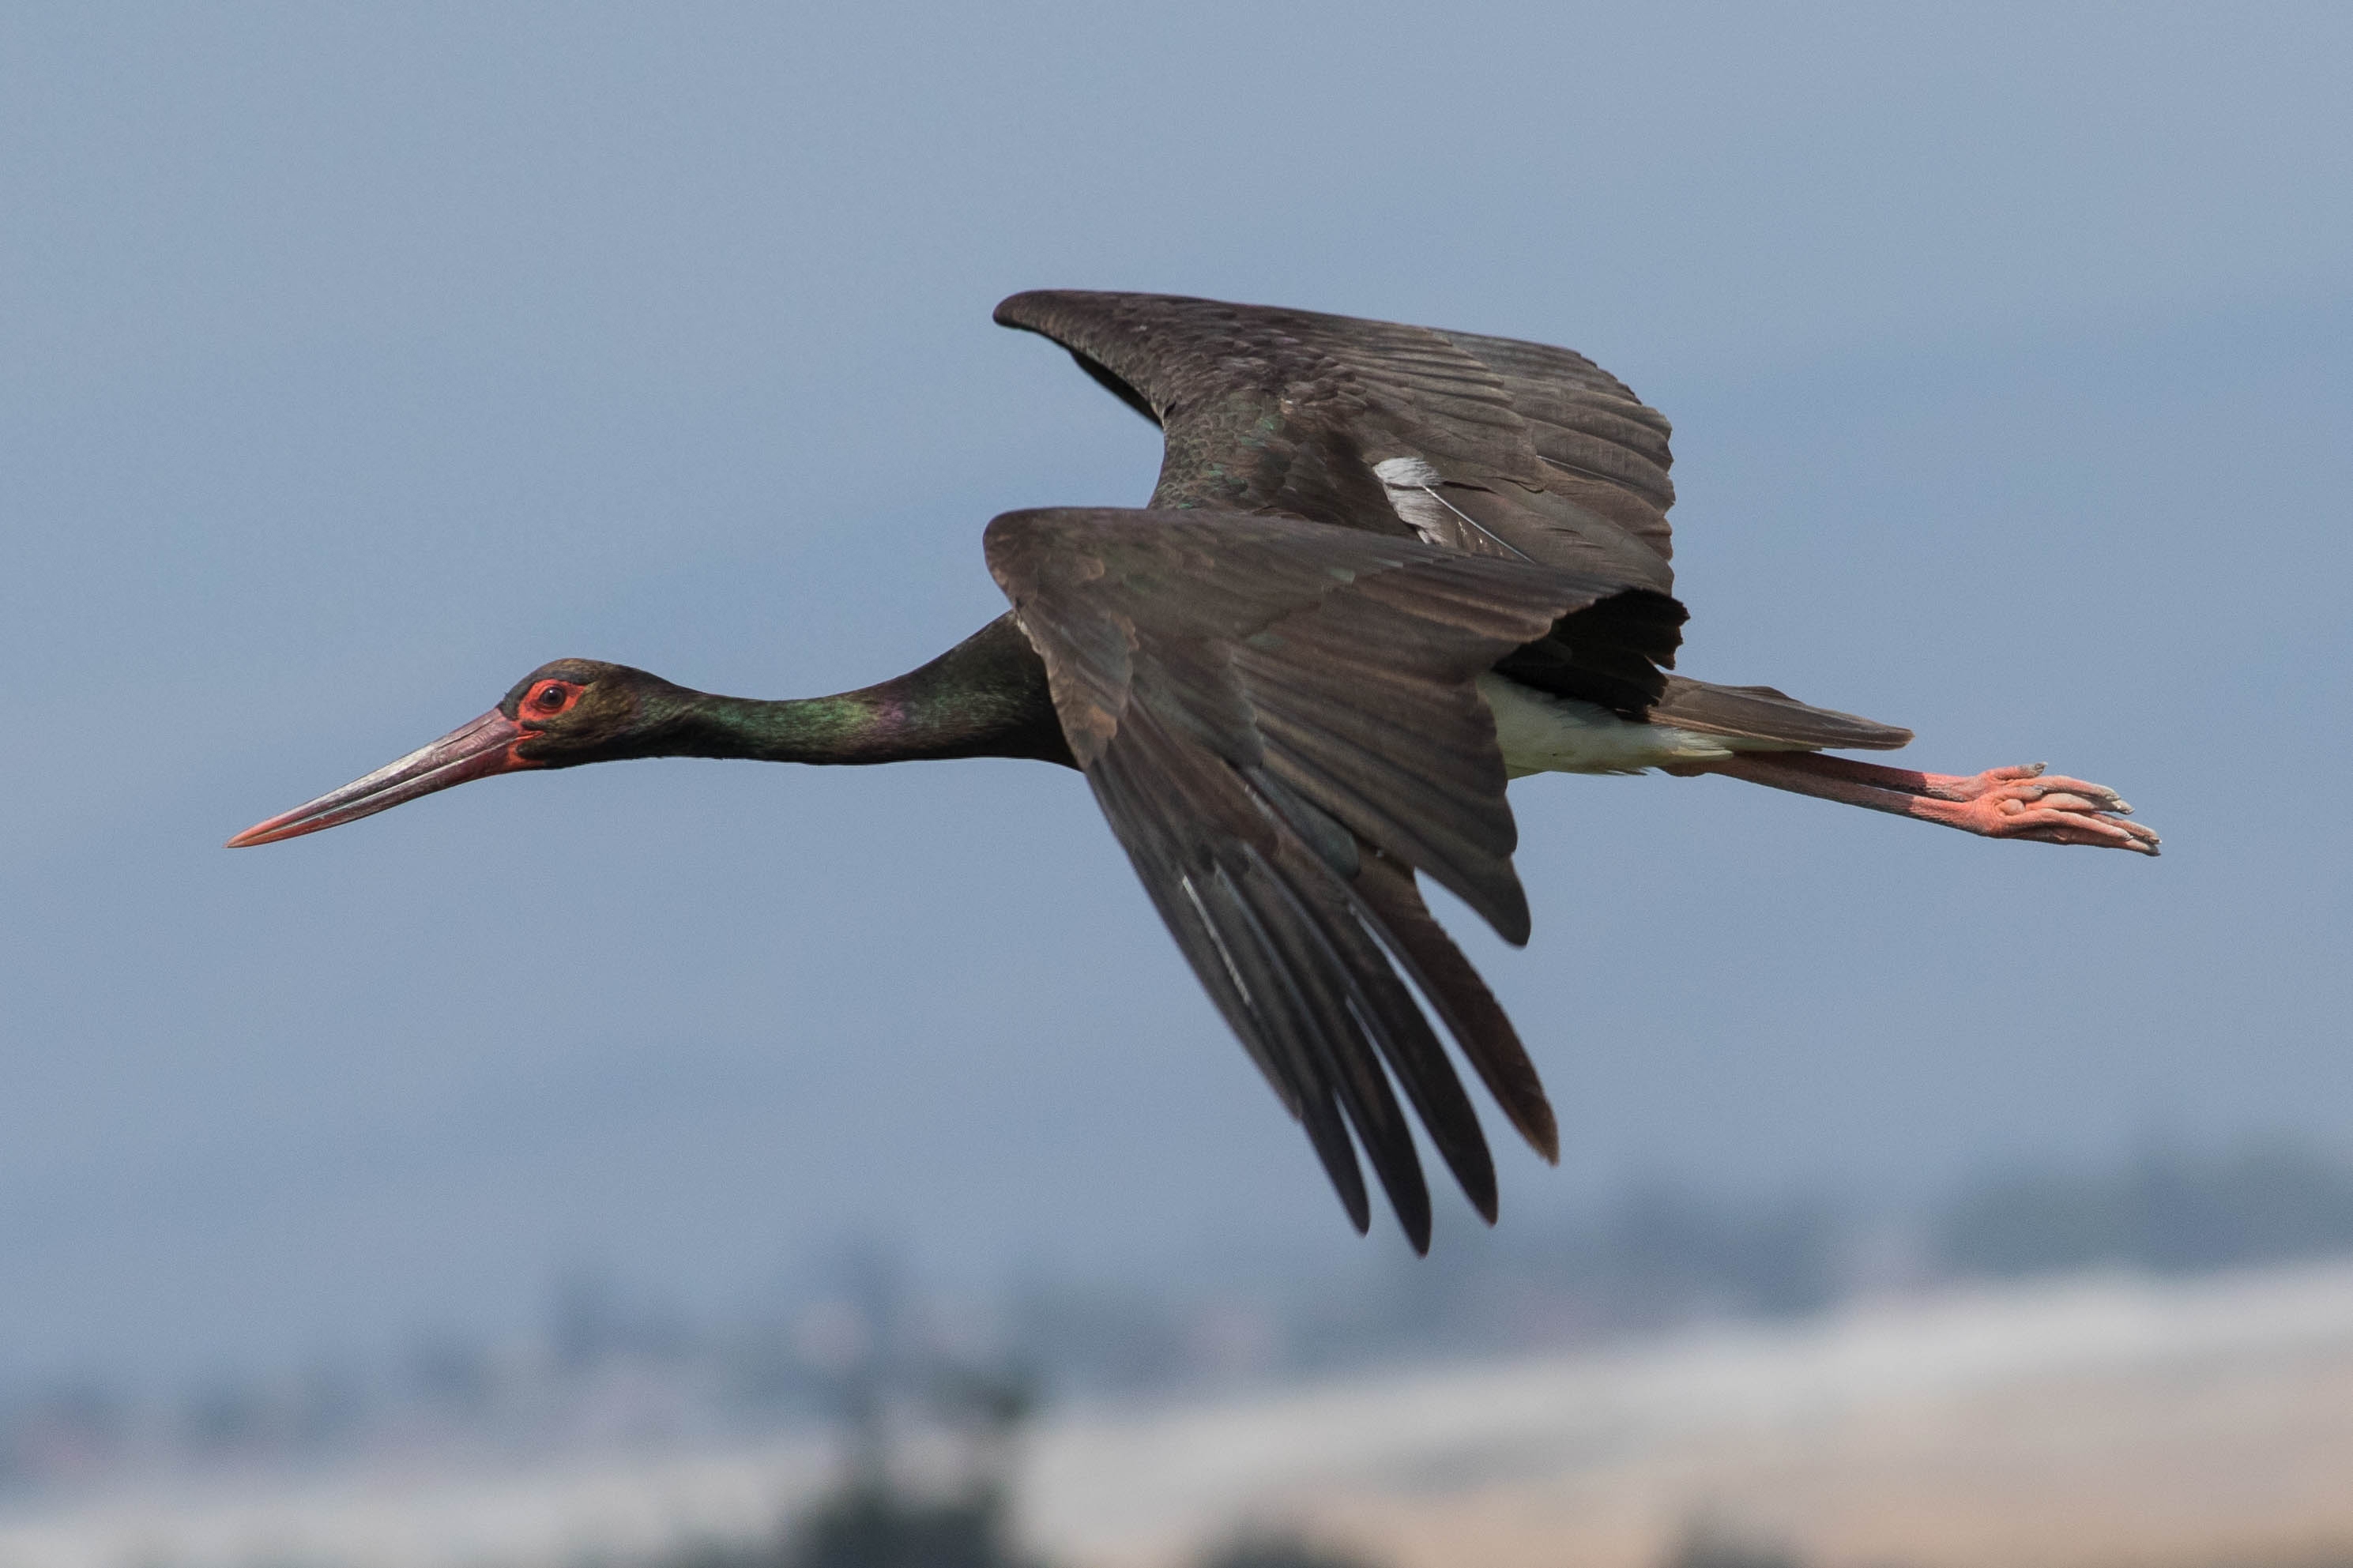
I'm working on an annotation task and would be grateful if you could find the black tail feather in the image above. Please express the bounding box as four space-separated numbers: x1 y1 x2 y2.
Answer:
1650 675 1911 751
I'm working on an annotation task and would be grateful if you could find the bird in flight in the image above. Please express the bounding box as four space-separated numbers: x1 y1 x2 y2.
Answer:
231 291 2156 1251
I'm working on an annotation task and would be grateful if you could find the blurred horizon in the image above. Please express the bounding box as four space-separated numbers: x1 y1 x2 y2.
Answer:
12 1128 2353 1483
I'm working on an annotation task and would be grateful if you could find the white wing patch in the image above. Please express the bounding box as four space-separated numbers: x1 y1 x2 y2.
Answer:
1373 456 1531 561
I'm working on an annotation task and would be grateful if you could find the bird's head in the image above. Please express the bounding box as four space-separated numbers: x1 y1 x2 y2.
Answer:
227 658 688 847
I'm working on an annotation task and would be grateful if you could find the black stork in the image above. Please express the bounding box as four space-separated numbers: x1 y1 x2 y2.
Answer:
231 291 2157 1252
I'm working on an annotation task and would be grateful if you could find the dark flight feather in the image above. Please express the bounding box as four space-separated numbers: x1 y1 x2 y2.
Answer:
993 289 1679 595
984 293 1914 1243
1348 844 1557 1164
986 506 1675 1247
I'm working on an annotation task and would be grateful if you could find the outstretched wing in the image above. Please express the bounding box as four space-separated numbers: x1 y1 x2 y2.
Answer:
995 290 1679 596
985 506 1683 1250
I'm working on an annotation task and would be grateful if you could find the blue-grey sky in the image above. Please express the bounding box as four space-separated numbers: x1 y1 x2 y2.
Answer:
3 3 2349 1382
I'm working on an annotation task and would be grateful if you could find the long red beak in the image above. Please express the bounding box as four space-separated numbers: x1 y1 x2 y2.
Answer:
227 709 537 848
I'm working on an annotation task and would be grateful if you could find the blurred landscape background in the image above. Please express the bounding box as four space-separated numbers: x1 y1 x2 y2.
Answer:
3 3 2350 1565
14 1142 2353 1566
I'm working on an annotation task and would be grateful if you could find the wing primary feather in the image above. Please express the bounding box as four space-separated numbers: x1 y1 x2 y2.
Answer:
1230 842 1433 1251
1213 854 1391 1235
1085 740 1297 1113
1296 1080 1372 1235
1176 872 1256 1010
1099 710 1472 1249
1265 834 1500 1224
1350 846 1560 1164
1090 715 1376 1233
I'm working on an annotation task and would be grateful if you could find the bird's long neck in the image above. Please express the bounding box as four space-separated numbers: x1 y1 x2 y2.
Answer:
667 615 1075 769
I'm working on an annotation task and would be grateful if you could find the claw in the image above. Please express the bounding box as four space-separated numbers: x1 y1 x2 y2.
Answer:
1909 764 2159 855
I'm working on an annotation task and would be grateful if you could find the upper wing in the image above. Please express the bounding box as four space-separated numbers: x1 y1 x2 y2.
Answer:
985 506 1684 1250
995 290 1679 595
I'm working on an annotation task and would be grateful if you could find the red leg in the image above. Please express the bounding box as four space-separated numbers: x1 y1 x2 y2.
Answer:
1670 753 2160 855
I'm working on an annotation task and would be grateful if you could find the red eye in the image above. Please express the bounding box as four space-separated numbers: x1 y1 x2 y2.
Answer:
531 682 576 714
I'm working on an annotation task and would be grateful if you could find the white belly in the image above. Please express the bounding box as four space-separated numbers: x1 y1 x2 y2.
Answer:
1476 673 1795 779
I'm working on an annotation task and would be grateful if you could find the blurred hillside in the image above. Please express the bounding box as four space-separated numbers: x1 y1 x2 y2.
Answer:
9 1137 2353 1493
9 1256 2353 1567
8 1138 2353 1566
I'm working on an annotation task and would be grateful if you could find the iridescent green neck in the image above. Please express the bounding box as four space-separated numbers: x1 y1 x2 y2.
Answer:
667 616 1073 769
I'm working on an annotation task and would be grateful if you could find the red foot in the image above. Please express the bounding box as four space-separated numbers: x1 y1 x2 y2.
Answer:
1907 763 2159 855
